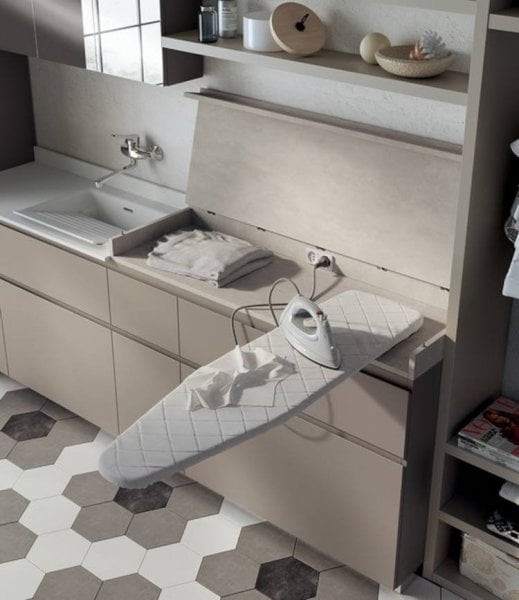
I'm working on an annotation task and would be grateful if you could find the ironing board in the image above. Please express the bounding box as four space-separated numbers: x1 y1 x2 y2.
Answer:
99 290 423 488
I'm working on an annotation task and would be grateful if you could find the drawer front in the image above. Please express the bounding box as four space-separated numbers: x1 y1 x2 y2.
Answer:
0 310 7 375
304 372 409 458
0 225 110 321
188 416 403 588
178 299 263 365
113 333 181 432
0 279 118 434
109 271 179 354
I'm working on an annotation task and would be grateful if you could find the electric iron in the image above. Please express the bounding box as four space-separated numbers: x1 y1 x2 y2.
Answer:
279 295 341 369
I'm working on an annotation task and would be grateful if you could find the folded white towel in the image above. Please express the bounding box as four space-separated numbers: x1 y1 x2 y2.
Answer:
147 229 273 287
500 481 519 505
185 346 296 411
504 245 519 299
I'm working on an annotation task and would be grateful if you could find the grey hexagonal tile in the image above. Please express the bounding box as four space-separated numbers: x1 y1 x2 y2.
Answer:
72 501 132 541
7 436 62 469
115 481 172 514
46 416 99 447
2 410 55 441
96 573 160 600
316 566 379 600
256 557 318 600
127 507 186 549
293 540 341 572
32 566 102 600
64 472 118 507
237 522 296 564
161 472 195 488
0 389 47 418
40 399 75 421
197 550 260 597
0 432 15 459
167 483 222 520
0 522 36 563
226 591 270 600
0 489 29 525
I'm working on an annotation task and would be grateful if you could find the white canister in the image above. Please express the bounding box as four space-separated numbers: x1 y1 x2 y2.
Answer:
243 11 281 52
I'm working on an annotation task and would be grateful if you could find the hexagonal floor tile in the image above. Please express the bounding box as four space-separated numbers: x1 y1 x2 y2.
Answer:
7 437 62 469
0 432 15 459
220 499 263 528
72 501 132 542
139 543 202 588
161 472 195 488
115 481 173 514
197 550 259 597
159 581 219 600
32 566 101 600
127 507 186 549
0 558 44 600
55 441 106 476
82 536 146 580
27 529 90 572
0 522 36 563
96 573 161 600
256 557 319 600
236 522 295 564
293 540 341 572
0 489 29 525
0 459 22 490
167 483 222 520
1 410 55 441
0 389 46 419
20 495 81 535
226 592 270 600
181 513 241 556
317 566 379 600
64 471 118 507
47 417 99 448
13 465 71 500
40 399 75 421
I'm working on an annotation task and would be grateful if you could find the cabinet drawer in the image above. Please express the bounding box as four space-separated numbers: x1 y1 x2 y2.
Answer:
113 333 181 432
303 372 409 458
187 416 403 588
109 271 179 354
0 225 110 321
0 310 7 375
179 299 263 365
0 280 118 434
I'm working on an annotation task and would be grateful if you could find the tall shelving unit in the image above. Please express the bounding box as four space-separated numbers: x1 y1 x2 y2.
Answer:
163 0 519 597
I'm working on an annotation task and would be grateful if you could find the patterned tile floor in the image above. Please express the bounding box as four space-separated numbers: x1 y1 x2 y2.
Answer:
0 375 461 600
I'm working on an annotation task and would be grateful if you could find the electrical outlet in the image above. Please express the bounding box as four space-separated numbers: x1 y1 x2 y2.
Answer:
305 247 335 271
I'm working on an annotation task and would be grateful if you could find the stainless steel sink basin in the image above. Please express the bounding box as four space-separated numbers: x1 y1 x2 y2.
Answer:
15 188 173 245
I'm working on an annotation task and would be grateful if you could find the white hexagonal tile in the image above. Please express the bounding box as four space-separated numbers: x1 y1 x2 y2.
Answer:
55 442 106 476
20 495 81 534
159 581 219 600
219 499 263 528
181 514 241 556
140 543 202 588
27 529 90 572
0 375 25 397
82 536 146 580
0 459 23 490
0 558 44 600
13 465 71 500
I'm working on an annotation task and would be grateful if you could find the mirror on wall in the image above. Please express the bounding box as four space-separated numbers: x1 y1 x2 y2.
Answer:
81 0 163 85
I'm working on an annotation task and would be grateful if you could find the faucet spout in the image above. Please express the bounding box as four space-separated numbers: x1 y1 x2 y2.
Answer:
94 159 137 189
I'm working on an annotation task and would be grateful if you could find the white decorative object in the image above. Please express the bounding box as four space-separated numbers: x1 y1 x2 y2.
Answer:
243 11 282 52
360 33 390 65
410 30 449 60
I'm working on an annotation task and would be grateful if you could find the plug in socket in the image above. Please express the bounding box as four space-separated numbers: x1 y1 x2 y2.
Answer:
306 248 335 271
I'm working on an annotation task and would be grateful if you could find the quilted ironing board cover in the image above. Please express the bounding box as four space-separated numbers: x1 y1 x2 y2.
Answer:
99 290 423 488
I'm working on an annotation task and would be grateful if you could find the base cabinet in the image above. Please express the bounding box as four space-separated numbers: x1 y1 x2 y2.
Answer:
0 279 118 434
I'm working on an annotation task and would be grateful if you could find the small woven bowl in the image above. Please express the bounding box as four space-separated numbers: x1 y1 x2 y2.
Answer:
375 45 454 79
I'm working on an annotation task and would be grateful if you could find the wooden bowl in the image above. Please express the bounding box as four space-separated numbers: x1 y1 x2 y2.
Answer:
375 45 454 79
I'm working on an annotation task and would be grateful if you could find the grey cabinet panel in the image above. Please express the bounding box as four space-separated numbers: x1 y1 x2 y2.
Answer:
33 0 86 68
0 1 37 57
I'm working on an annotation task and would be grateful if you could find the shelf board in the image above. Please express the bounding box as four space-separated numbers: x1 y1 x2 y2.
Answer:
440 494 519 558
162 31 469 106
434 558 500 600
446 438 519 485
489 8 519 33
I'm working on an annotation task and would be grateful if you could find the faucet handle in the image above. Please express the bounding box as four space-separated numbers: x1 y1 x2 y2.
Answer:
112 133 140 146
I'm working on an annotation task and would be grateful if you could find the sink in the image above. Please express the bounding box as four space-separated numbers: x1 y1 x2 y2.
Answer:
15 188 173 245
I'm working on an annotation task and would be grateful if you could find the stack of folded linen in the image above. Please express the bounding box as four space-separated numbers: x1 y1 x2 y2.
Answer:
146 229 273 287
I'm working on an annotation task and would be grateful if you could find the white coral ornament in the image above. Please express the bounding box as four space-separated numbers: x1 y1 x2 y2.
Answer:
410 30 449 61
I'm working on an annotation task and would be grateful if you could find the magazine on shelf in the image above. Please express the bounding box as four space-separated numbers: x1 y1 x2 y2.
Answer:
458 396 519 471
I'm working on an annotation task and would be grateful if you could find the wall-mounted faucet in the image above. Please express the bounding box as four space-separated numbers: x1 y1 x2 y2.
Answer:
94 134 164 189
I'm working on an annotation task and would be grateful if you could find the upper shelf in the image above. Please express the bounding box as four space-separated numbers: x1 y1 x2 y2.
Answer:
489 7 519 33
163 31 469 106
